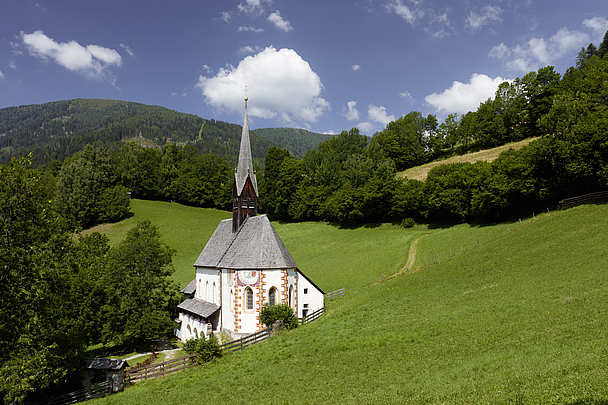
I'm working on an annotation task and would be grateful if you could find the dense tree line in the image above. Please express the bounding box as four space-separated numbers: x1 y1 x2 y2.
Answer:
0 157 179 403
261 33 608 226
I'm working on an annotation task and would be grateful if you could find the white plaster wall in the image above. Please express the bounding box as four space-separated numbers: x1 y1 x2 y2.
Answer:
195 267 220 305
297 271 324 318
286 269 297 311
178 312 208 342
263 269 283 306
239 284 260 334
220 270 235 331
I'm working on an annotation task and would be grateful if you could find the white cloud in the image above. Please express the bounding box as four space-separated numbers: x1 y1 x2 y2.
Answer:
268 10 293 32
119 43 134 57
321 129 339 135
356 122 375 133
202 64 213 74
238 25 264 33
238 0 271 14
494 24 591 73
489 42 509 59
21 30 121 78
399 90 414 103
0 70 4 80
466 5 502 31
10 40 23 56
239 45 261 54
425 73 508 114
583 16 608 41
8 61 17 70
351 64 361 71
386 0 422 24
220 11 232 22
368 104 395 126
345 100 360 121
196 46 329 123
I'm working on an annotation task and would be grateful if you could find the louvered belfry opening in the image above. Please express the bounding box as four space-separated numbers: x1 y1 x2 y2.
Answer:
232 98 259 233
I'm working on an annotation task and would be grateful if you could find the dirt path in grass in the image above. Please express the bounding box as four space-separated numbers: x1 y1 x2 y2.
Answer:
378 234 427 284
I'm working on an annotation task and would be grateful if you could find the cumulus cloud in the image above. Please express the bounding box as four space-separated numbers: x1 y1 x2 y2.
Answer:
119 43 134 57
201 64 212 74
345 101 360 121
21 30 121 78
368 105 395 126
238 25 264 33
268 10 293 32
356 122 375 134
425 73 508 114
399 90 414 101
352 64 361 71
493 24 591 73
385 0 423 24
196 46 329 123
583 17 608 38
466 5 502 31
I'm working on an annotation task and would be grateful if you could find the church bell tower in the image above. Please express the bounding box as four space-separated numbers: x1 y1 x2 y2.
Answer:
232 97 258 232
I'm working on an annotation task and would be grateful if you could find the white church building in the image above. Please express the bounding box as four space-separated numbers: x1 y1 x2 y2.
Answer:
176 98 324 341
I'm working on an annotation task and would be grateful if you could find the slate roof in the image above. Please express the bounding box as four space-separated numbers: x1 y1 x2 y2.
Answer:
235 99 258 196
181 279 196 295
84 358 129 370
194 215 297 270
177 298 220 319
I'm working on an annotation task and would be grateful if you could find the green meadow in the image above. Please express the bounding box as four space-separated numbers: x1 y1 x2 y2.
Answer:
94 201 608 404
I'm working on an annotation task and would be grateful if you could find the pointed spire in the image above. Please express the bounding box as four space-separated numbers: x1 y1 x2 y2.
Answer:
235 97 258 195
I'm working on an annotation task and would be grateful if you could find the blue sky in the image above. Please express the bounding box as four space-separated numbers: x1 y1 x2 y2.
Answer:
1 0 607 135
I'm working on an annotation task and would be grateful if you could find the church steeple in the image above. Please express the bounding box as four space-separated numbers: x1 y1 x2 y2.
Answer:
232 98 259 232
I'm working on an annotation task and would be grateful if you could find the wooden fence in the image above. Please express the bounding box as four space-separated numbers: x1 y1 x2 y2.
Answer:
47 380 113 405
125 354 197 383
299 306 324 324
220 327 271 352
325 288 345 300
559 190 608 209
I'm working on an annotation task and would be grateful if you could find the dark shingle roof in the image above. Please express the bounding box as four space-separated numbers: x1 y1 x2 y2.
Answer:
177 298 220 319
235 100 258 195
181 279 196 295
84 358 129 370
193 215 297 270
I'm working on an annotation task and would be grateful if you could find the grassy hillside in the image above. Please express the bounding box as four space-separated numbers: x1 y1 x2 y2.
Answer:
87 199 420 289
93 202 608 404
0 98 331 165
398 137 538 181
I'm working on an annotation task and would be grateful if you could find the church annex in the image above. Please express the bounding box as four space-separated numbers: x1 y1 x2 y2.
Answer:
176 98 324 341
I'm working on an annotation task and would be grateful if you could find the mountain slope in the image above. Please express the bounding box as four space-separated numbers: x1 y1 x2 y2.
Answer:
0 99 332 164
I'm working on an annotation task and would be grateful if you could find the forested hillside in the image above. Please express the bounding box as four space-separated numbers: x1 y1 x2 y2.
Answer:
0 98 331 165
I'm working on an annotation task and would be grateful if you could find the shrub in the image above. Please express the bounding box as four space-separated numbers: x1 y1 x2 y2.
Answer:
260 303 298 330
183 334 222 364
400 217 415 228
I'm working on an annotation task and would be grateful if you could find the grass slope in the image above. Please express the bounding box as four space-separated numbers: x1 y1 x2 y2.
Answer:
95 203 608 404
397 137 538 181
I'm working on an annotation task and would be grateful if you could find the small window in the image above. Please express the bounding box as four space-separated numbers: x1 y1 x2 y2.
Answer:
245 287 254 310
269 287 277 306
288 286 293 307
304 303 309 308
304 288 308 294
230 289 234 311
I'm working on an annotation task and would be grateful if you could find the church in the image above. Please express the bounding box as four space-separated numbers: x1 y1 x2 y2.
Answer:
176 98 325 341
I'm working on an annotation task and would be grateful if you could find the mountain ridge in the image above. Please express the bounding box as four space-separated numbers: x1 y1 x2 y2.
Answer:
0 98 333 165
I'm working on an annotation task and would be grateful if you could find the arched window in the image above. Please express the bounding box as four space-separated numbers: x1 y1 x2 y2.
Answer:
193 328 199 338
212 282 216 304
269 287 277 306
288 285 293 308
187 324 192 337
245 287 254 310
206 281 209 300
